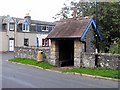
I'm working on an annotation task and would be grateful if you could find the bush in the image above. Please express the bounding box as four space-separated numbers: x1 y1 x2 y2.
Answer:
109 40 120 54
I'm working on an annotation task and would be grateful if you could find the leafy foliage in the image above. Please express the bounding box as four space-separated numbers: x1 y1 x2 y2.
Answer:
109 38 120 54
54 1 120 54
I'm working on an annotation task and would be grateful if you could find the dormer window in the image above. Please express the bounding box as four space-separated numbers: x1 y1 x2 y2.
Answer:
2 23 7 31
41 25 48 31
9 23 15 31
22 24 29 32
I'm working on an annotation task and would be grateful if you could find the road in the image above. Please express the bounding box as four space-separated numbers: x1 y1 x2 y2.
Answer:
1 52 119 88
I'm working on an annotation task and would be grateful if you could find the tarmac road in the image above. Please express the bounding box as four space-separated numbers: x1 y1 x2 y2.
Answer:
1 52 119 88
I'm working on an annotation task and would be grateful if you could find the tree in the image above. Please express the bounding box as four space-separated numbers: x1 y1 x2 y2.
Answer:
97 2 120 53
53 0 120 53
53 1 96 19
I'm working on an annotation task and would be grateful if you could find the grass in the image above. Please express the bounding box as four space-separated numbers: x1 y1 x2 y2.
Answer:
63 67 120 79
8 58 120 79
9 58 54 69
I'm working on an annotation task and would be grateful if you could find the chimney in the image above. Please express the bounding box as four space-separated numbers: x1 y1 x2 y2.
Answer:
24 11 31 23
71 7 77 20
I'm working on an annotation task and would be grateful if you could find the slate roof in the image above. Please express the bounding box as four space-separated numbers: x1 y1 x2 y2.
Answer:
18 20 24 24
31 20 55 26
47 16 93 39
1 15 55 26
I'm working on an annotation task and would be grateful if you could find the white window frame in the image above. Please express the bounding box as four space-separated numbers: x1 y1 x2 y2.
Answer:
23 24 29 32
42 39 49 47
9 23 15 31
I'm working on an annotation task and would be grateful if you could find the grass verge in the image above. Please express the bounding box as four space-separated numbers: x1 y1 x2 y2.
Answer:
9 58 54 69
62 67 120 79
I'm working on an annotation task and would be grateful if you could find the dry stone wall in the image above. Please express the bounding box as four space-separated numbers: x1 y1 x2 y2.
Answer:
14 47 50 62
14 47 120 69
81 52 120 70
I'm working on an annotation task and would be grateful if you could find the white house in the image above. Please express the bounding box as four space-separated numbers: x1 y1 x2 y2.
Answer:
0 15 55 52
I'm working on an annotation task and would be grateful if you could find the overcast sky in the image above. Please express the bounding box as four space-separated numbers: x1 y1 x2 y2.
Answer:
0 0 118 22
0 0 68 22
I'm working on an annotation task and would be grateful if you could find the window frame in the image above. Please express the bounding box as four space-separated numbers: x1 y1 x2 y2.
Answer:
2 23 7 30
42 39 49 47
41 25 49 32
22 23 29 32
9 23 15 31
24 38 29 46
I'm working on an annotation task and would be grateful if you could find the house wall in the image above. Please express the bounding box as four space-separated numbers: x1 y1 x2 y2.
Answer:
0 16 2 31
0 32 8 52
0 32 2 52
0 17 2 51
16 32 37 47
37 34 51 47
0 31 37 52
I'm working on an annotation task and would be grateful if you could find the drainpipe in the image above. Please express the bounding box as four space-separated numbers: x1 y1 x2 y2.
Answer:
95 0 99 54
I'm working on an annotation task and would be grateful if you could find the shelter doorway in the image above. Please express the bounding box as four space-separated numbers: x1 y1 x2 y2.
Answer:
59 39 74 67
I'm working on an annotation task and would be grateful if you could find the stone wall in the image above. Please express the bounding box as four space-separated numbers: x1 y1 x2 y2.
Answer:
81 52 120 70
97 53 120 70
14 46 50 62
49 40 59 66
74 39 84 67
14 46 120 70
81 53 95 68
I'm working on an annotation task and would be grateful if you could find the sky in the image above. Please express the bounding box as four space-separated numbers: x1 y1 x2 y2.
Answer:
0 0 119 22
0 0 68 22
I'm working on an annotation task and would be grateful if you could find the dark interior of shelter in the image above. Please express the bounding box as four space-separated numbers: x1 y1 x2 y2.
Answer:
59 39 74 67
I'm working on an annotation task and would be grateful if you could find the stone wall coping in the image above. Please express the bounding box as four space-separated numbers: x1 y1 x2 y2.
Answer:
15 46 50 50
98 53 120 56
82 52 120 56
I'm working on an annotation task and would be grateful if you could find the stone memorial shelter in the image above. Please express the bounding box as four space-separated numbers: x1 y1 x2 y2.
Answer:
47 16 101 67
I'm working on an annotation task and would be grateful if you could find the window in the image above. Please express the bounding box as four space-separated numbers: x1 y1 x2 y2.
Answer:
2 23 7 30
42 39 49 47
37 25 41 32
9 23 15 31
49 26 54 31
41 25 48 31
23 24 25 31
26 24 28 31
24 38 29 46
31 24 37 32
17 24 22 32
23 24 29 32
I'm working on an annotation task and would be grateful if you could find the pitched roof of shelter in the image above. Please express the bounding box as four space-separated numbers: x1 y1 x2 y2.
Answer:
47 16 95 39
